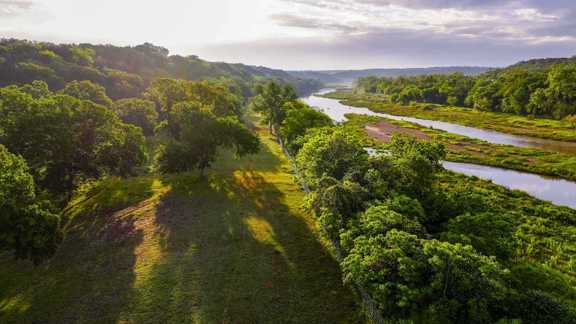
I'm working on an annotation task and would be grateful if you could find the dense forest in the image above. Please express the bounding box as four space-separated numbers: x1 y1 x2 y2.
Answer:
0 39 322 99
258 84 576 323
355 57 576 119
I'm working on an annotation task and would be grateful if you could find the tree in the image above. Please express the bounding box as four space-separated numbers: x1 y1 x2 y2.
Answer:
387 134 445 199
341 230 509 323
296 128 369 188
0 145 61 263
0 85 147 199
59 80 113 107
185 80 243 117
159 101 259 174
143 78 189 116
279 100 333 153
114 98 159 136
398 85 423 104
249 81 297 131
19 80 51 98
527 88 552 116
545 64 576 118
144 79 243 119
499 69 546 115
441 212 517 260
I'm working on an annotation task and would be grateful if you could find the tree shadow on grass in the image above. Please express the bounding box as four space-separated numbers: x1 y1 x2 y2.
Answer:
124 165 360 323
212 136 286 174
0 177 162 324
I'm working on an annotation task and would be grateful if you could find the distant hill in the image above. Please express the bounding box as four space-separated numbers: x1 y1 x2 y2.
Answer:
288 66 491 86
506 56 576 71
0 39 322 98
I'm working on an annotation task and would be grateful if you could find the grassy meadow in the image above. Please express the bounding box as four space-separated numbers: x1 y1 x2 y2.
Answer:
0 124 360 324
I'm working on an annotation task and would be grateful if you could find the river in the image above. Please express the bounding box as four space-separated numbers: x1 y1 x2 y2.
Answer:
302 90 576 209
304 90 576 155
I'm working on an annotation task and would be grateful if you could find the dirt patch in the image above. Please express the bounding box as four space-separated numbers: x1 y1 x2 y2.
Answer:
365 121 431 142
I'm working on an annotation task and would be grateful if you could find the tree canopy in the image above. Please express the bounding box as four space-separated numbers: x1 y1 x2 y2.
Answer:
0 145 61 263
355 63 576 119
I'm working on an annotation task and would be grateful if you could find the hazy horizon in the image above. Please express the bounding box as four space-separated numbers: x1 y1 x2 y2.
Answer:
3 0 576 70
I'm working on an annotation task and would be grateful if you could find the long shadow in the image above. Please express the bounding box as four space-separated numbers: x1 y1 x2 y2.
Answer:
127 165 360 323
0 178 159 324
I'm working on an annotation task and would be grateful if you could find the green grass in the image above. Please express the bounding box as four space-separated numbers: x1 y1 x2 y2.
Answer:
0 125 360 323
345 114 576 181
324 91 576 142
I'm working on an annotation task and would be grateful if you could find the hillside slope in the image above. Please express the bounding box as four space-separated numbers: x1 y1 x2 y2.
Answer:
0 124 358 323
0 39 322 97
508 56 576 71
289 66 491 85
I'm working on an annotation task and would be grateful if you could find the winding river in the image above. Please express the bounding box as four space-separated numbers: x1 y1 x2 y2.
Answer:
305 90 576 155
302 90 576 209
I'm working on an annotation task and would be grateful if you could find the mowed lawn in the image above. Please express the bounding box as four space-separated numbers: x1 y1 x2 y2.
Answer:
0 126 359 323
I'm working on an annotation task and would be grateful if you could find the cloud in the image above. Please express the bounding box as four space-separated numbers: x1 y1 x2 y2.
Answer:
197 27 576 70
273 0 576 44
271 14 361 33
198 0 576 69
0 0 34 16
355 0 504 9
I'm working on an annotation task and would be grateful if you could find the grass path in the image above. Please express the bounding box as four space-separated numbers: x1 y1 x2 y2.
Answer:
0 125 359 323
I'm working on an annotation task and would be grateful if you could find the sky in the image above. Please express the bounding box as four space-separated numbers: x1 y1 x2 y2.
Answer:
1 0 576 70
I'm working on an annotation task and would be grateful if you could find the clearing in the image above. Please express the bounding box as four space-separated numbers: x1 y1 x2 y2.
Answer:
0 125 359 323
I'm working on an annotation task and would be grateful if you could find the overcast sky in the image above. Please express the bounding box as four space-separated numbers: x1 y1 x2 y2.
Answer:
2 0 576 69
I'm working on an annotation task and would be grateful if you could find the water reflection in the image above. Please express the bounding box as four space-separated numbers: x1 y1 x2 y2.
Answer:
306 90 576 209
443 161 576 209
302 90 576 155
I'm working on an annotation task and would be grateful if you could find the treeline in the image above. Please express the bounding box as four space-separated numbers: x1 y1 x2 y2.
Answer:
256 85 576 323
356 62 576 119
0 39 322 99
0 78 259 263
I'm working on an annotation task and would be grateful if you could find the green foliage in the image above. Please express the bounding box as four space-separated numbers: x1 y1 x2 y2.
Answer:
333 93 576 142
0 145 61 263
288 105 576 321
387 135 445 198
342 230 509 323
565 115 576 128
296 128 369 188
159 101 259 174
249 80 297 128
0 84 147 199
507 290 576 324
356 63 576 119
144 78 243 118
279 100 333 153
0 39 321 101
357 73 475 107
19 80 50 98
441 212 518 260
114 98 158 136
60 80 113 107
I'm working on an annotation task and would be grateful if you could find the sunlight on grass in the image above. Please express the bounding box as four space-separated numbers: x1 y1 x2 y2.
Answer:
243 215 287 257
0 295 30 317
0 116 358 323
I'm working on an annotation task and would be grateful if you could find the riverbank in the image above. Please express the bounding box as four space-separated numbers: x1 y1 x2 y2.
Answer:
324 91 576 143
345 114 576 182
